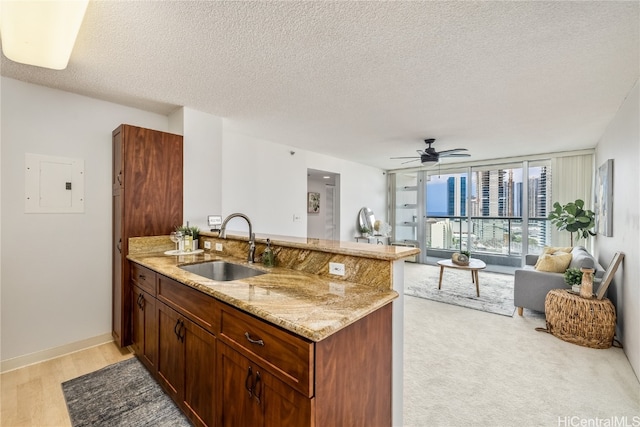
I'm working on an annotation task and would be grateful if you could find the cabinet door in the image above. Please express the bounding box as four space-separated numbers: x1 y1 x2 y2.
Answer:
218 344 263 427
262 370 311 427
112 192 125 346
218 344 311 427
112 126 123 192
157 302 216 427
157 303 185 401
183 318 216 427
132 285 157 370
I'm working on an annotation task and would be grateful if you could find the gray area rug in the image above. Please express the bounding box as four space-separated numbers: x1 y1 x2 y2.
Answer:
404 262 517 316
62 357 191 427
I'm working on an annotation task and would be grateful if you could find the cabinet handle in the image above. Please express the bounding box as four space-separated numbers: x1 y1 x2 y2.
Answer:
253 371 262 404
244 332 264 346
117 172 122 185
178 320 185 343
244 366 253 398
139 274 146 280
174 319 181 341
137 293 144 309
117 238 122 254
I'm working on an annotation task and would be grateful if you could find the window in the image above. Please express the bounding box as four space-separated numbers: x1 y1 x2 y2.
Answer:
391 158 552 266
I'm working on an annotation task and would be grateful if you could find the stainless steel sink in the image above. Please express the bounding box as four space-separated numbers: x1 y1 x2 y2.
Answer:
179 261 265 282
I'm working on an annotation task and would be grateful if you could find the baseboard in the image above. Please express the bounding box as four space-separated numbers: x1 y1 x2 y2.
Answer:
1 333 114 373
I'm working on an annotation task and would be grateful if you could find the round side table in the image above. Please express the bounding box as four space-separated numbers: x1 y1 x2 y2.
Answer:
544 289 616 349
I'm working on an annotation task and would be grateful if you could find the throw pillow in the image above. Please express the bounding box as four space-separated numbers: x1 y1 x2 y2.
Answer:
542 246 573 255
535 252 573 273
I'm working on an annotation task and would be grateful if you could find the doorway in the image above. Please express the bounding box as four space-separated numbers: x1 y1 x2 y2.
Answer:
307 169 340 240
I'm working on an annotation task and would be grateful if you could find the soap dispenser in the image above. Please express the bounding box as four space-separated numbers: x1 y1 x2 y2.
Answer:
263 238 275 267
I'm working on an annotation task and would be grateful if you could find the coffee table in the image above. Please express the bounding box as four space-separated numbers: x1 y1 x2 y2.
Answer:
437 259 487 297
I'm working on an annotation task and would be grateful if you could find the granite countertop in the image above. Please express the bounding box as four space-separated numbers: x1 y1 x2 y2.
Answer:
127 251 398 342
200 231 420 261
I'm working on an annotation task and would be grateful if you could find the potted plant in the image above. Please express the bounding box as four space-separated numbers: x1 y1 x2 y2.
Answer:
548 199 596 246
175 224 200 251
564 267 583 293
359 226 371 237
189 226 200 250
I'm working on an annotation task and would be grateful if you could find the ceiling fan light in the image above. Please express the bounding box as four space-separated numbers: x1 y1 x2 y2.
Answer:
0 0 89 70
420 156 438 165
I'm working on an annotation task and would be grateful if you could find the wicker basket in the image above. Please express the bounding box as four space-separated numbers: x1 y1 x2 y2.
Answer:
544 289 616 349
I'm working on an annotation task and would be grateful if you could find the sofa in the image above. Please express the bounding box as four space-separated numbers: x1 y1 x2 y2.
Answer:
514 246 605 316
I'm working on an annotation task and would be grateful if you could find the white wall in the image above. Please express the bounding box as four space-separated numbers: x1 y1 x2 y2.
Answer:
595 80 639 379
305 150 387 241
221 129 386 241
170 107 223 230
0 78 387 366
0 77 169 361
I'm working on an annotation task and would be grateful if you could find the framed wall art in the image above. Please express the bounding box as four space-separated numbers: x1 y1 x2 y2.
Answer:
595 159 613 236
307 192 320 213
596 252 624 300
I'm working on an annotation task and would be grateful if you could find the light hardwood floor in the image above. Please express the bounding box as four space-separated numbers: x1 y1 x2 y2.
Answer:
1 342 133 427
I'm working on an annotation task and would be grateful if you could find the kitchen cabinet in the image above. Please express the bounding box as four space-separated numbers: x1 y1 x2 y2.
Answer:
112 124 183 347
131 263 157 371
131 285 157 371
218 343 311 427
217 300 391 427
157 301 216 427
129 261 392 427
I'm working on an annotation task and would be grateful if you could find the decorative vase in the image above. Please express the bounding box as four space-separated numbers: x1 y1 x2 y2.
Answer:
580 266 594 298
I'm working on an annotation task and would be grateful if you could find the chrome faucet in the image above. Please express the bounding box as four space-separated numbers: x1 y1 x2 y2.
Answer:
219 213 255 263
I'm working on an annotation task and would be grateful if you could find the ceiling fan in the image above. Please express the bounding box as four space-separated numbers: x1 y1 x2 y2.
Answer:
391 138 470 165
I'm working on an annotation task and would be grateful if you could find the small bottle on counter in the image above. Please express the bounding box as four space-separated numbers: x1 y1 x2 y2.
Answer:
263 238 275 267
183 221 192 252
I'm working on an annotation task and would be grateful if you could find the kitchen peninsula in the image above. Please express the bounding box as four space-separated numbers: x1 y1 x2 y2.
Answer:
127 232 419 427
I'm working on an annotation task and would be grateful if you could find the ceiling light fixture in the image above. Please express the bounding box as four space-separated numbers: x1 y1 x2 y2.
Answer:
0 0 89 70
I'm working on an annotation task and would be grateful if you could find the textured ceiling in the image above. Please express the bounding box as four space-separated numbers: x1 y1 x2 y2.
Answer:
1 1 638 170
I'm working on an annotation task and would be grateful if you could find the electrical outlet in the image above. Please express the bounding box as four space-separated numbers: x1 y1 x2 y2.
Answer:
329 262 345 276
215 242 223 251
204 241 212 250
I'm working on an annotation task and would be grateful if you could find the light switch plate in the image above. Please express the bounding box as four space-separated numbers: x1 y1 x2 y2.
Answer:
208 215 222 228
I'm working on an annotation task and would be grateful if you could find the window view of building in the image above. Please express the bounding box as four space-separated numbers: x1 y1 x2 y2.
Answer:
394 160 551 266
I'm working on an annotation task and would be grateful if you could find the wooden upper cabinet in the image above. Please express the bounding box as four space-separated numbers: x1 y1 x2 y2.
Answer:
119 125 183 237
112 124 183 347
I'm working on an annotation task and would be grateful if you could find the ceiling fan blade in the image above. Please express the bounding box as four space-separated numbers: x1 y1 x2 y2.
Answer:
401 159 420 164
437 148 468 155
440 153 471 158
390 156 420 159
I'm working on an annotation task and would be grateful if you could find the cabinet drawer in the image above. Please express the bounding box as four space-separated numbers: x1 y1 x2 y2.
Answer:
157 275 216 334
131 263 156 295
218 302 314 397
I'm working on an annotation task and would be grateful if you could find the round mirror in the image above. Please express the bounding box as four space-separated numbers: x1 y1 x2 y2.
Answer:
357 207 375 234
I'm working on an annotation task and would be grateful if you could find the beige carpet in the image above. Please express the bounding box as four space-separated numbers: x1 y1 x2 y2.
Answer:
403 290 640 426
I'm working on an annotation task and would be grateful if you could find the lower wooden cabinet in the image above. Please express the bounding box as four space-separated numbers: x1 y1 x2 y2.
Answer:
217 343 311 427
157 301 216 427
129 263 392 427
131 285 157 371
